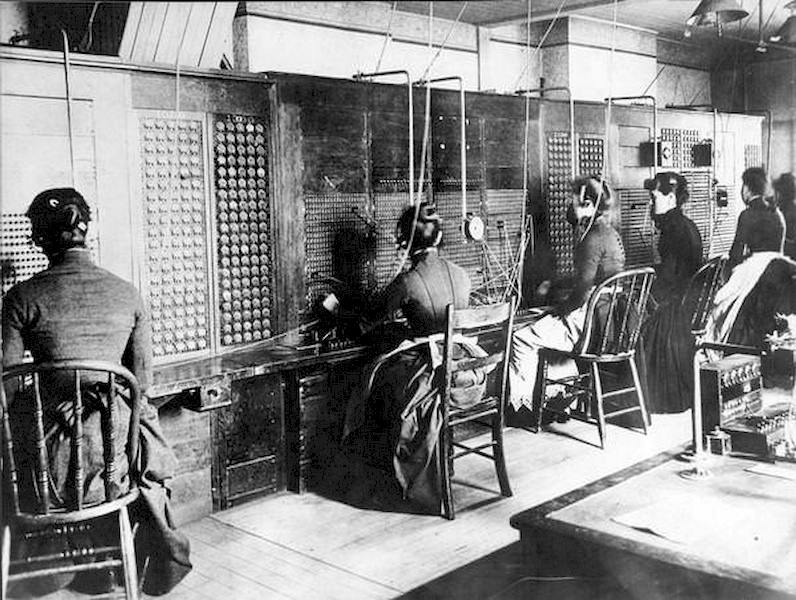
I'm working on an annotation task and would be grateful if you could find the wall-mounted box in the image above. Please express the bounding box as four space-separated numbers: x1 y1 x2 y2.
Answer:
692 142 713 167
639 141 674 167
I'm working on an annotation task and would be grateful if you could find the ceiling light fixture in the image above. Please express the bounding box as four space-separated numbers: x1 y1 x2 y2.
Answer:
770 0 796 43
686 0 749 35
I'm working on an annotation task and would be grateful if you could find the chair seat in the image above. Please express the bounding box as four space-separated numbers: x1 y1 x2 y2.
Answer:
532 268 655 448
539 347 636 363
11 488 141 530
449 395 498 422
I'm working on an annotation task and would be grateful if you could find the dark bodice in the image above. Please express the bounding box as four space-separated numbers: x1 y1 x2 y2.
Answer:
729 200 786 266
371 248 471 336
654 208 703 302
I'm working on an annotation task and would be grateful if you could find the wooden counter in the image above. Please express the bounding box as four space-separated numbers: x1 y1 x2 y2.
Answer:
150 338 370 524
511 446 796 599
152 314 537 525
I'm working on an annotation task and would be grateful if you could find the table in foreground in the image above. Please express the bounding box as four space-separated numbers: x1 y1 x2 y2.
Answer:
511 446 796 599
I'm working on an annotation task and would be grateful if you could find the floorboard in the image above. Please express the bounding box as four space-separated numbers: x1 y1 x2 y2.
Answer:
13 412 692 600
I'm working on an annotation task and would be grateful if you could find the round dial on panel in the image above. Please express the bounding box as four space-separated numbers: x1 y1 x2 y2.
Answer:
464 215 485 241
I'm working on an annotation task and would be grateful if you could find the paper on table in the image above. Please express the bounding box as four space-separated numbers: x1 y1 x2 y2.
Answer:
611 495 749 546
745 462 796 482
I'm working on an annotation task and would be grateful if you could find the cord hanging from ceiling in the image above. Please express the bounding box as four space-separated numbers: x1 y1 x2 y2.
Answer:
375 1 398 72
511 0 567 92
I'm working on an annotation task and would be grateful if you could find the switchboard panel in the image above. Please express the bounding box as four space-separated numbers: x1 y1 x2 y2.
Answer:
660 128 701 170
578 136 604 179
139 114 212 361
373 182 414 289
304 192 371 307
1 215 49 295
435 185 485 293
744 144 762 170
680 169 712 260
619 189 655 268
547 132 575 277
212 114 273 347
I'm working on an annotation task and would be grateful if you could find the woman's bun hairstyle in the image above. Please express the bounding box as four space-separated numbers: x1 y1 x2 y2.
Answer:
27 187 91 249
396 202 442 252
644 171 689 206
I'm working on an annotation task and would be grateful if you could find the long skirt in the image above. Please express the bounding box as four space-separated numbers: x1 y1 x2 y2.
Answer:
641 300 695 413
508 308 585 412
7 383 192 596
344 340 488 515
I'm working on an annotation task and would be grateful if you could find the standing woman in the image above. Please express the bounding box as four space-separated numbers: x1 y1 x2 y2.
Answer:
510 177 625 417
646 172 703 304
728 167 785 267
641 172 704 414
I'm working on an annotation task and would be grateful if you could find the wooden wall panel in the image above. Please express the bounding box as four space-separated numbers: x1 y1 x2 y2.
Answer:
270 87 307 333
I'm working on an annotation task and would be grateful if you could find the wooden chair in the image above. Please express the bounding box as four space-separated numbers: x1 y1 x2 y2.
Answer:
438 298 515 520
684 255 728 339
2 360 142 600
533 268 656 448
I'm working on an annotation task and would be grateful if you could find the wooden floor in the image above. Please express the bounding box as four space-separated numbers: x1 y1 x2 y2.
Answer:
23 412 692 600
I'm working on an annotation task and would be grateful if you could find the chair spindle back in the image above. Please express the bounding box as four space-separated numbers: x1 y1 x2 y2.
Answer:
1 360 141 518
684 255 728 336
579 268 656 358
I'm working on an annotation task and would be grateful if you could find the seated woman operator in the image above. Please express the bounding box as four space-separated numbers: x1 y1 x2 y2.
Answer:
510 176 625 419
705 168 796 349
343 202 487 514
2 188 191 596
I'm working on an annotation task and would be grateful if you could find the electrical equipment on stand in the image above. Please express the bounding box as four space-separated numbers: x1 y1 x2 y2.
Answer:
700 354 763 432
721 406 796 459
700 354 796 460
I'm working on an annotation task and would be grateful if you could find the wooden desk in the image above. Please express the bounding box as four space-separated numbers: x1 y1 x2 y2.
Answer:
148 340 369 519
511 447 796 599
149 312 538 521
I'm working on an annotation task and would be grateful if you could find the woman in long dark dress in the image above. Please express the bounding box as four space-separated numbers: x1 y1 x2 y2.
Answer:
705 168 796 350
2 188 191 596
343 202 487 514
641 172 705 413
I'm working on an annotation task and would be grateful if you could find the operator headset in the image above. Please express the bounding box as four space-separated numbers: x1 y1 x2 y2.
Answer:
578 179 608 244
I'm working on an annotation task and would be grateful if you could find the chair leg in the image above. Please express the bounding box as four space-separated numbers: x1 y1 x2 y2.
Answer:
591 363 606 449
492 415 512 498
1 524 10 600
629 356 651 432
118 505 139 600
438 426 455 520
532 353 548 432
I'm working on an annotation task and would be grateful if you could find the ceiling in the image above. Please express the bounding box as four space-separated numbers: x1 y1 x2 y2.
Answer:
394 0 793 49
